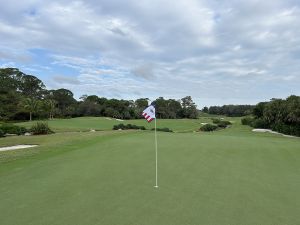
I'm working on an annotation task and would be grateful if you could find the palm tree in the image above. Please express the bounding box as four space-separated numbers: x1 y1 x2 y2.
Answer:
43 99 57 120
23 98 40 121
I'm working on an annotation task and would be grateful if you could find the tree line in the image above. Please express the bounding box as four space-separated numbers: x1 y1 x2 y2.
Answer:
0 68 198 121
242 96 300 136
202 105 254 117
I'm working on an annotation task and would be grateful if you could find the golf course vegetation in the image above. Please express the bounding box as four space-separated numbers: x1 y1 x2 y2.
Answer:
203 104 254 117
242 96 300 136
0 68 198 121
1 67 299 137
1 116 300 225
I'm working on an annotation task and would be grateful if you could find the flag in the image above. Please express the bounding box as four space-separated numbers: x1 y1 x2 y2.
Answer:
142 103 156 123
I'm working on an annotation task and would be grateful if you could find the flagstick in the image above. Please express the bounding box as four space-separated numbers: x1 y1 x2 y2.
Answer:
154 118 158 188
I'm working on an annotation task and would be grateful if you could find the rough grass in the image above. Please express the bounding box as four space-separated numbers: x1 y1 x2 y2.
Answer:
0 117 299 225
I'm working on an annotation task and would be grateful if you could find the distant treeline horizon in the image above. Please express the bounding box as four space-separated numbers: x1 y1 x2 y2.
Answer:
1 68 299 127
202 105 255 117
1 68 199 120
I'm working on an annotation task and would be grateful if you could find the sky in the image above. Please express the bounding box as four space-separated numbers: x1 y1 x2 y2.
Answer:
0 0 300 108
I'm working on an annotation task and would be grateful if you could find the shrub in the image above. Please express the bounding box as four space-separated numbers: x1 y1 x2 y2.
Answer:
251 118 269 129
217 120 231 128
151 127 173 132
0 123 27 135
212 118 221 124
263 123 299 137
290 125 300 137
200 124 218 132
30 122 54 135
113 123 146 130
0 129 4 138
128 124 146 130
113 124 125 130
127 124 135 129
241 117 254 125
271 123 291 134
139 126 146 130
211 118 231 128
11 111 30 121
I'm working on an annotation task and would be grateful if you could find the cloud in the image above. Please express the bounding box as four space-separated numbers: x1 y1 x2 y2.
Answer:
132 64 155 80
0 0 300 107
53 75 81 85
0 49 32 63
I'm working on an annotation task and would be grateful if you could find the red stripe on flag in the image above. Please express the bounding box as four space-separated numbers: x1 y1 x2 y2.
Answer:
142 112 147 116
145 115 150 119
148 118 154 123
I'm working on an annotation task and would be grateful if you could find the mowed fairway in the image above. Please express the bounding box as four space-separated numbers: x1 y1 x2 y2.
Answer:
17 116 209 132
1 118 300 225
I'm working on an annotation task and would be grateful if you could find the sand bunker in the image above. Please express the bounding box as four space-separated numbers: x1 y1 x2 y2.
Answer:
252 129 278 134
252 129 297 138
0 145 38 152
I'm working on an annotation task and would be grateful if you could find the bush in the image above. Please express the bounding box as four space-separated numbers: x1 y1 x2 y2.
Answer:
211 118 221 124
251 118 269 129
217 120 231 128
113 123 125 130
241 117 254 125
249 121 299 137
289 125 300 137
11 111 30 121
113 123 146 130
271 123 291 135
200 124 218 132
211 118 231 128
271 123 300 137
30 122 54 135
151 127 173 132
0 129 4 138
0 123 27 135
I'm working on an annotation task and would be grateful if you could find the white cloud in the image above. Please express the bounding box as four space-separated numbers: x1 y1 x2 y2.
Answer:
53 75 81 85
132 64 155 80
0 0 300 107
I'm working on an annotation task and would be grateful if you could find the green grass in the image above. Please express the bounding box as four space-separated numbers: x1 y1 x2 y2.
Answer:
1 117 300 225
16 117 214 132
16 116 241 133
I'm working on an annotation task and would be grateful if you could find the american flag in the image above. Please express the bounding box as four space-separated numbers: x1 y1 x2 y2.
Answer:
142 103 156 123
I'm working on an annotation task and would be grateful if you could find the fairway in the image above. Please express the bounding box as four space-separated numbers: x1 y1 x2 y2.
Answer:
17 116 212 132
1 118 300 225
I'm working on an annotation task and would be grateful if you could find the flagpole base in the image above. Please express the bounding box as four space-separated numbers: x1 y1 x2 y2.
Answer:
154 186 159 188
